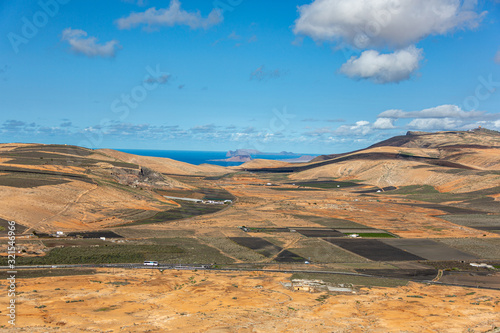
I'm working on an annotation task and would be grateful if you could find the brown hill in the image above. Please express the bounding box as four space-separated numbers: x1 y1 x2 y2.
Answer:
0 144 226 232
99 149 228 176
311 129 500 163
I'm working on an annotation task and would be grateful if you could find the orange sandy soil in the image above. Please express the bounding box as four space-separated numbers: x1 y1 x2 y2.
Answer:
1 269 499 332
0 180 169 233
183 182 499 239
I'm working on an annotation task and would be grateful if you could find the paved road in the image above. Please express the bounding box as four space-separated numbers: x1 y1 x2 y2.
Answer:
2 264 499 291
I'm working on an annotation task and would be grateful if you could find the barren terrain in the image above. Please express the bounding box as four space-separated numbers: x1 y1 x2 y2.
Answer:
1 130 499 332
2 269 499 332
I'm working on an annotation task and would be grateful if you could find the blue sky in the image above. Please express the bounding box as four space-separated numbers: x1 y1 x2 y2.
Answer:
1 0 500 154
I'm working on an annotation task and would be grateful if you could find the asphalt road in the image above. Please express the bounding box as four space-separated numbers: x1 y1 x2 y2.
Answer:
1 264 499 290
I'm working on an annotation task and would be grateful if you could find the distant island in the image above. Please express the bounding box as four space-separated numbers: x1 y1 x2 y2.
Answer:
209 149 315 163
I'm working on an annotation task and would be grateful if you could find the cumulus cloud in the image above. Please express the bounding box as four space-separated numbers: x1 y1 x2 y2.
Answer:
340 46 423 83
61 28 120 58
293 0 485 49
373 118 395 129
407 118 462 130
335 120 372 136
379 104 485 119
293 0 486 83
116 0 223 31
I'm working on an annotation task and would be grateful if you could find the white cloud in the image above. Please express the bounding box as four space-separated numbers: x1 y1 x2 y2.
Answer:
335 120 372 135
407 118 462 130
339 46 423 83
61 28 120 58
293 0 485 48
116 0 223 30
495 50 500 64
373 118 395 129
379 104 485 118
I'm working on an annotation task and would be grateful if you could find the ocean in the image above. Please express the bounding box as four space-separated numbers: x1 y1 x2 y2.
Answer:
116 149 316 167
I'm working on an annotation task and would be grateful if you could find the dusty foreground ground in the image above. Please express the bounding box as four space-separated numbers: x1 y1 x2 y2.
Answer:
2 269 499 332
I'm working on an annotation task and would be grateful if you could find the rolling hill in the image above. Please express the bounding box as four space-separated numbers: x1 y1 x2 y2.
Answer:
241 129 500 193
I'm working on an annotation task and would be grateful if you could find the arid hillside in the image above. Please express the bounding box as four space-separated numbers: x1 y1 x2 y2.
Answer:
100 149 228 176
0 144 196 232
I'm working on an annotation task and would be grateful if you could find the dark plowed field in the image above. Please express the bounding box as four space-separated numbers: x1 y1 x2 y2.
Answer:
229 237 282 257
381 239 478 261
296 229 345 237
398 203 486 215
64 231 123 239
293 215 370 229
274 250 306 263
356 269 438 281
247 228 290 233
323 238 424 261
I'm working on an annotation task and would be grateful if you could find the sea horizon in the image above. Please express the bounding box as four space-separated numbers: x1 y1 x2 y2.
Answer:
115 149 319 166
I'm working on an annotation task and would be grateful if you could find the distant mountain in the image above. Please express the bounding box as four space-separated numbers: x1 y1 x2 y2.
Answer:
225 149 297 158
311 128 500 163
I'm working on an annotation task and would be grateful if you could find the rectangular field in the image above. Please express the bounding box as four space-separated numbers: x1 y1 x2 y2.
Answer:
323 238 424 261
288 238 370 263
289 180 363 189
381 239 478 261
66 231 124 239
437 238 500 260
397 203 485 215
295 229 345 238
292 214 370 229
